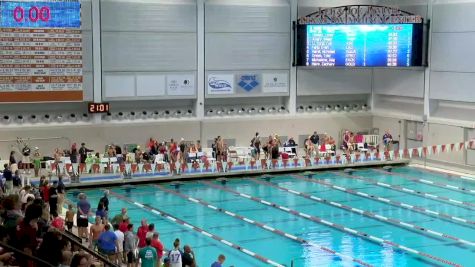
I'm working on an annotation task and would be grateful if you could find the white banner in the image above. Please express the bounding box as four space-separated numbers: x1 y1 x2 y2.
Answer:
207 74 234 95
262 73 289 93
166 74 195 96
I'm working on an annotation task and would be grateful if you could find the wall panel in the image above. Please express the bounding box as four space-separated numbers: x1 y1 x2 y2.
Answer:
297 69 372 95
430 72 475 102
373 69 424 98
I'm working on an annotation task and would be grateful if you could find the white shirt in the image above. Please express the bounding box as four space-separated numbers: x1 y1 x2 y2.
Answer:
168 249 182 267
21 191 35 204
114 230 124 252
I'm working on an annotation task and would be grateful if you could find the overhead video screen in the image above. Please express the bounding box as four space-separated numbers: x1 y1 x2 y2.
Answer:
296 24 424 67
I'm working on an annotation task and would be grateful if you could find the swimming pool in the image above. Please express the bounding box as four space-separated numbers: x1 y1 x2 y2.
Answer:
69 166 475 267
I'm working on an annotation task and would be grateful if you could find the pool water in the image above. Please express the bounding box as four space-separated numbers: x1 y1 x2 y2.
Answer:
69 166 475 267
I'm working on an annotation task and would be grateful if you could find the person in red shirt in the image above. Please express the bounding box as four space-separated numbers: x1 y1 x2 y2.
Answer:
40 180 50 203
119 218 130 233
151 232 164 265
137 219 148 248
17 204 41 267
51 211 65 231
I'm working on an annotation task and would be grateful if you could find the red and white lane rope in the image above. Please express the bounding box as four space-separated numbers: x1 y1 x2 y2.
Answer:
200 181 463 267
291 174 475 228
108 191 284 267
153 184 373 267
375 169 475 195
335 172 475 211
249 178 475 247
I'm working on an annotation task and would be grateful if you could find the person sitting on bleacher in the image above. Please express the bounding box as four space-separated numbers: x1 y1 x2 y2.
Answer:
284 137 297 155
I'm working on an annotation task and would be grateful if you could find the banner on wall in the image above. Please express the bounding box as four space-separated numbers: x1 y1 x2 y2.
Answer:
207 74 234 95
166 74 195 96
237 74 259 92
262 73 289 93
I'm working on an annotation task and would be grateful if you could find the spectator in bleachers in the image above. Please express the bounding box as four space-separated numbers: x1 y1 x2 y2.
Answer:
51 211 65 231
60 239 73 267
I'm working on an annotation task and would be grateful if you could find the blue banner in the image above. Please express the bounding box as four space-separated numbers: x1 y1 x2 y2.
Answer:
0 1 81 28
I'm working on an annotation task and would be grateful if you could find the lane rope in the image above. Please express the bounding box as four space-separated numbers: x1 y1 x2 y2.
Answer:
374 169 475 195
153 184 373 267
291 174 475 228
108 191 285 267
334 171 475 211
248 178 475 247
200 181 463 267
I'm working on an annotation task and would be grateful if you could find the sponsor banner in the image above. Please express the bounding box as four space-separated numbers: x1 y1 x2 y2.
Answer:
207 74 234 95
262 73 289 93
166 74 195 96
237 74 260 92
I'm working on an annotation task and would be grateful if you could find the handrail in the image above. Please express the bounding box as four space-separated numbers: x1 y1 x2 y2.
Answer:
0 241 55 267
58 230 119 267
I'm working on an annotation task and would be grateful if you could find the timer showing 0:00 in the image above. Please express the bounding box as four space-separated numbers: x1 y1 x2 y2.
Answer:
13 6 51 23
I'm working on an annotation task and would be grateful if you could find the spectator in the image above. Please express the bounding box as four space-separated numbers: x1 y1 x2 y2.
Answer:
111 207 128 225
3 164 13 195
124 224 138 267
70 253 90 267
65 204 75 232
51 211 65 231
211 254 226 267
97 224 118 262
1 195 23 240
151 232 164 265
57 175 66 214
137 219 148 248
113 224 125 265
119 218 130 233
60 239 73 267
79 142 94 164
146 223 155 239
49 181 59 215
182 245 196 267
383 130 393 150
96 202 107 222
37 230 63 267
16 203 42 267
139 238 157 267
310 131 320 146
163 257 170 267
99 190 110 212
167 238 182 267
89 216 104 250
77 193 91 241
12 170 22 194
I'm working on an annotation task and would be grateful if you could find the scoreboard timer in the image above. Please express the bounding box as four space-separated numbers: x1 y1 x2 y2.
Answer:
88 103 110 114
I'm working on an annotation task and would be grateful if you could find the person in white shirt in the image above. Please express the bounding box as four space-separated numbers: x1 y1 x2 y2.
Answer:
19 185 35 204
167 238 182 267
113 224 125 265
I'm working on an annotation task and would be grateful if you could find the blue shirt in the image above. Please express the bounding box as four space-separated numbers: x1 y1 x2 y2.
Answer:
98 230 117 252
77 199 91 215
211 262 222 267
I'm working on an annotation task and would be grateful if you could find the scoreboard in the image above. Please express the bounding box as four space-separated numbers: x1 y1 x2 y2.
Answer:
0 0 82 102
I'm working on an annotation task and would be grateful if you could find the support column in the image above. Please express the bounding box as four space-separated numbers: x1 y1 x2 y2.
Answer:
288 0 298 115
196 0 205 120
91 0 103 124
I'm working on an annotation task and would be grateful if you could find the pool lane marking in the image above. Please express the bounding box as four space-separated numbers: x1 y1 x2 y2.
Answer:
108 191 285 267
374 169 475 195
153 184 373 267
200 181 463 267
248 178 475 247
333 171 475 211
411 165 475 182
292 174 475 228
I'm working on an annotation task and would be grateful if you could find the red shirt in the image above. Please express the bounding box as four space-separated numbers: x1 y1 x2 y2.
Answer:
16 220 38 250
151 239 164 258
119 222 128 233
137 225 148 248
41 186 50 202
51 217 65 230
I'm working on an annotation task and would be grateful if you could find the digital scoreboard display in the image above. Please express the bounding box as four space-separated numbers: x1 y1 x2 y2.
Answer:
0 0 83 102
0 1 81 28
296 24 424 67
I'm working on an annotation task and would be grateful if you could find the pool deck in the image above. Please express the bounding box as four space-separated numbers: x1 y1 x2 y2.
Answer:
66 159 410 189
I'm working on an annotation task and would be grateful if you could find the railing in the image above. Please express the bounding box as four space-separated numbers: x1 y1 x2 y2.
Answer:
58 229 119 267
0 241 55 267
